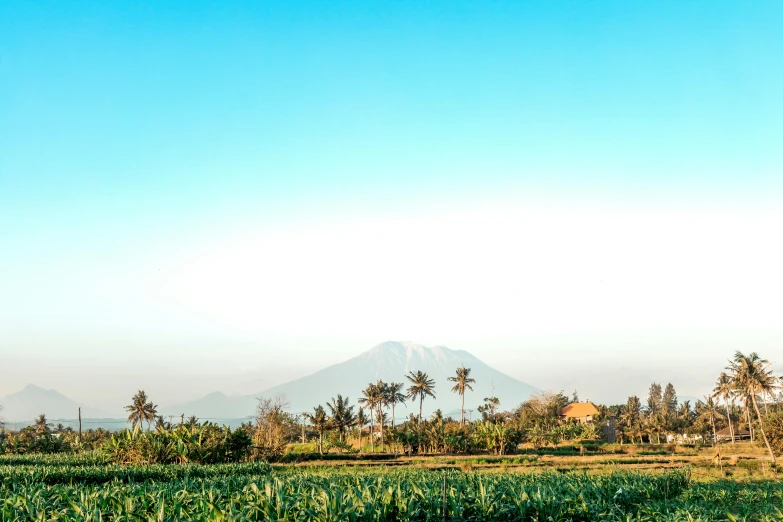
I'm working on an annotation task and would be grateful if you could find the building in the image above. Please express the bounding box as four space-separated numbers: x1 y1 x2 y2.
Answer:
666 433 703 444
560 402 599 424
602 415 617 443
715 427 751 442
360 424 384 438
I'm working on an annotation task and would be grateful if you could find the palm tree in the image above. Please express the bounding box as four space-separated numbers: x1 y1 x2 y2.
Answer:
33 414 51 435
125 390 157 430
358 384 381 452
385 382 407 429
713 372 736 444
304 405 328 454
406 370 436 429
701 395 721 447
620 396 642 444
448 365 476 426
372 381 390 451
327 394 356 445
154 415 174 432
758 368 780 414
355 408 369 452
676 401 693 435
728 351 777 463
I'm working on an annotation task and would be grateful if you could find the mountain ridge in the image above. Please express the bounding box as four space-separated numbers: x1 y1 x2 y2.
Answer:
0 384 109 422
165 341 540 420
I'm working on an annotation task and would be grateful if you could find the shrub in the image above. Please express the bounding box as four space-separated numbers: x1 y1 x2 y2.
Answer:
763 411 783 457
101 424 252 465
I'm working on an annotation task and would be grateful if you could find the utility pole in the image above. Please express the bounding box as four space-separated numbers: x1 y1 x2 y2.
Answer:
78 407 82 443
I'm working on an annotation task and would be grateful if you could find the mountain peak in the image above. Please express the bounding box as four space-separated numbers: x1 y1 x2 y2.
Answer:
368 341 448 355
0 385 108 422
166 341 540 421
10 384 59 397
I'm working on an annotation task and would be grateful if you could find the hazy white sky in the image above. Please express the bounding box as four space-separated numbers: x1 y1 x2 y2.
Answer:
2 195 781 412
2 1 783 415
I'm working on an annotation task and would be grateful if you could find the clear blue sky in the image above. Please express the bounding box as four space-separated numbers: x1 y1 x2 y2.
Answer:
2 1 782 224
1 1 782 412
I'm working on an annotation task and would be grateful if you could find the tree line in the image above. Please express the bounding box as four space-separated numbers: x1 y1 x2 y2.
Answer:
2 351 783 460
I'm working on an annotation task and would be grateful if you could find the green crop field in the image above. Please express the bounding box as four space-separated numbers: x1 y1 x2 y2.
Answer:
2 454 783 521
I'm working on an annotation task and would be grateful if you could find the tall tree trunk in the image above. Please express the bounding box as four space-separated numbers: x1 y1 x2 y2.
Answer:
369 408 375 453
710 410 717 448
745 404 754 441
751 395 776 463
378 406 384 452
391 403 396 429
725 401 735 444
461 392 465 427
419 395 424 452
358 425 362 452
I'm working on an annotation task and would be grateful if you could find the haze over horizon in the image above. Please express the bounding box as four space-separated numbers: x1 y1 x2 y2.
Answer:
1 2 781 416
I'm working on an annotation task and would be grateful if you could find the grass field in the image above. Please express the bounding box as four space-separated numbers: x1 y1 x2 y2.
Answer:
1 443 781 521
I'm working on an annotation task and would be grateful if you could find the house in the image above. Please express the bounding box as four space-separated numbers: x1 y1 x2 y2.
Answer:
360 424 384 438
560 402 599 424
715 427 751 442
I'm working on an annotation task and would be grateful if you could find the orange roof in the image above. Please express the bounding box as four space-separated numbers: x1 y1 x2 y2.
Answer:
561 402 599 418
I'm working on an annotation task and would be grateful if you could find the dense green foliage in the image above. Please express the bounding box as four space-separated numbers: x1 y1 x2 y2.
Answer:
101 424 253 465
764 411 783 456
0 423 253 465
0 416 111 455
1 454 783 521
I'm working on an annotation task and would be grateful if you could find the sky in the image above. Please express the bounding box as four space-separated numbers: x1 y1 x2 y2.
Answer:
1 1 782 415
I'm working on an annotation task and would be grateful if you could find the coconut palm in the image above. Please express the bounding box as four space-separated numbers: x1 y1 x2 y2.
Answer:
33 414 52 435
758 368 780 414
676 401 694 434
156 415 176 432
304 405 328 454
620 396 642 444
728 351 777 462
327 394 356 445
448 365 476 426
355 408 369 452
713 372 736 443
385 382 407 429
125 390 158 430
185 416 199 430
372 381 390 451
696 396 722 447
358 384 381 452
406 371 436 427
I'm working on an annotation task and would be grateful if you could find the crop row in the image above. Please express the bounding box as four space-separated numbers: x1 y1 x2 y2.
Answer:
3 466 783 521
0 461 271 485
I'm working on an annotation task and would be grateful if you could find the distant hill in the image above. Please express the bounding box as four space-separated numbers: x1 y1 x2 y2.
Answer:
160 392 256 422
0 384 109 422
167 341 540 422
